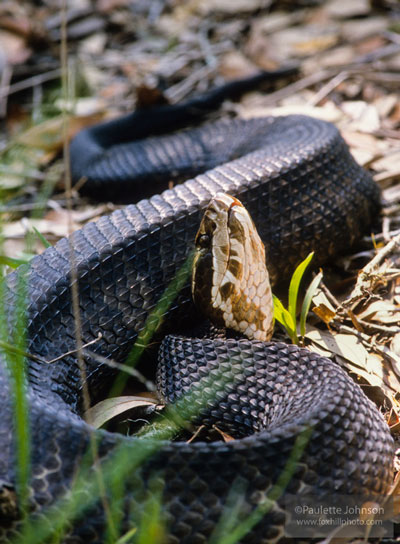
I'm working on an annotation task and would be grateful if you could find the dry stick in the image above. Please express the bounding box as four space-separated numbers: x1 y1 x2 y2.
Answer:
364 230 400 244
0 336 101 366
260 69 334 105
319 281 341 309
60 6 90 423
265 41 400 108
47 334 102 364
307 71 348 107
345 233 400 307
186 425 206 444
83 348 156 392
373 128 400 141
166 65 215 103
59 2 115 538
385 30 400 46
355 318 400 335
362 72 400 84
351 42 400 64
0 63 12 117
0 68 61 100
0 200 61 214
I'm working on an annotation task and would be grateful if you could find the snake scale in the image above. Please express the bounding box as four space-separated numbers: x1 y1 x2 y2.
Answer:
0 73 394 543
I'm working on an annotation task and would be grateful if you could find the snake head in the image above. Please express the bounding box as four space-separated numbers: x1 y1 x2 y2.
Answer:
192 192 274 341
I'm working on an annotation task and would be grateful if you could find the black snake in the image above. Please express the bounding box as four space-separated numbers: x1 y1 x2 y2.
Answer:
0 73 394 543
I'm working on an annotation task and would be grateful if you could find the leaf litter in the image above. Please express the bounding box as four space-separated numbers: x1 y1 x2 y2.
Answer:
2 0 400 533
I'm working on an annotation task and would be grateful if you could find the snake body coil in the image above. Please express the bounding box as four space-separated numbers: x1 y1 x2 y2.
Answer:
0 97 394 543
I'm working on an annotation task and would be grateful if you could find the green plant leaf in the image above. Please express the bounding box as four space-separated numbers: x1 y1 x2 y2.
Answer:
300 270 323 338
273 295 296 342
288 252 314 327
0 255 31 268
85 395 158 429
115 527 137 544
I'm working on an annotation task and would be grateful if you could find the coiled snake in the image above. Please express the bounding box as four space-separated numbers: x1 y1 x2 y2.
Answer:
0 74 394 543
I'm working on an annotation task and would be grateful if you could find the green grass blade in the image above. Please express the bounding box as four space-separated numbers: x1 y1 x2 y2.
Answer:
0 255 31 268
31 225 52 248
115 528 137 544
110 250 194 398
3 266 31 518
300 270 323 338
136 480 166 544
209 426 314 544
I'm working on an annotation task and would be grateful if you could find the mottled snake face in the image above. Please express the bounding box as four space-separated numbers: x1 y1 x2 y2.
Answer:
192 192 274 341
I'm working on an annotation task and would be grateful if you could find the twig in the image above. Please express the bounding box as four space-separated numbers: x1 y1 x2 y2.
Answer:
0 68 62 100
384 30 400 46
364 229 400 243
355 318 400 335
261 69 333 105
373 128 400 141
0 334 100 366
46 334 102 364
0 200 62 214
60 2 116 536
334 324 400 375
361 71 400 84
198 21 218 69
345 233 400 307
308 71 348 107
0 63 12 117
186 425 206 444
166 65 215 103
352 42 400 65
83 348 156 392
319 281 340 309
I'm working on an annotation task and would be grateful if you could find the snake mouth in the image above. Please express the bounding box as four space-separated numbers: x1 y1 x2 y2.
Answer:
192 193 274 341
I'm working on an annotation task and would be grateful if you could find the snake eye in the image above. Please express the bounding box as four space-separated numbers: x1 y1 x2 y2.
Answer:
197 234 211 249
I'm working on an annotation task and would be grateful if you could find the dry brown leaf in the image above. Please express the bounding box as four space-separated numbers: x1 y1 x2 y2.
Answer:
304 45 354 71
219 51 260 80
307 328 370 368
391 333 400 357
295 35 339 56
373 151 400 171
306 328 400 399
311 290 337 324
358 299 400 325
375 167 400 185
212 425 235 442
198 0 264 15
313 304 336 325
342 130 384 159
85 395 158 429
239 103 343 124
16 112 106 152
97 0 130 13
0 29 31 65
374 95 398 119
2 214 80 241
325 0 370 19
262 26 339 62
341 102 380 133
341 17 388 42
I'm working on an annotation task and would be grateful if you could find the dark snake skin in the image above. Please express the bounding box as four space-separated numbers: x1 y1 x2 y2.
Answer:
0 89 394 542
